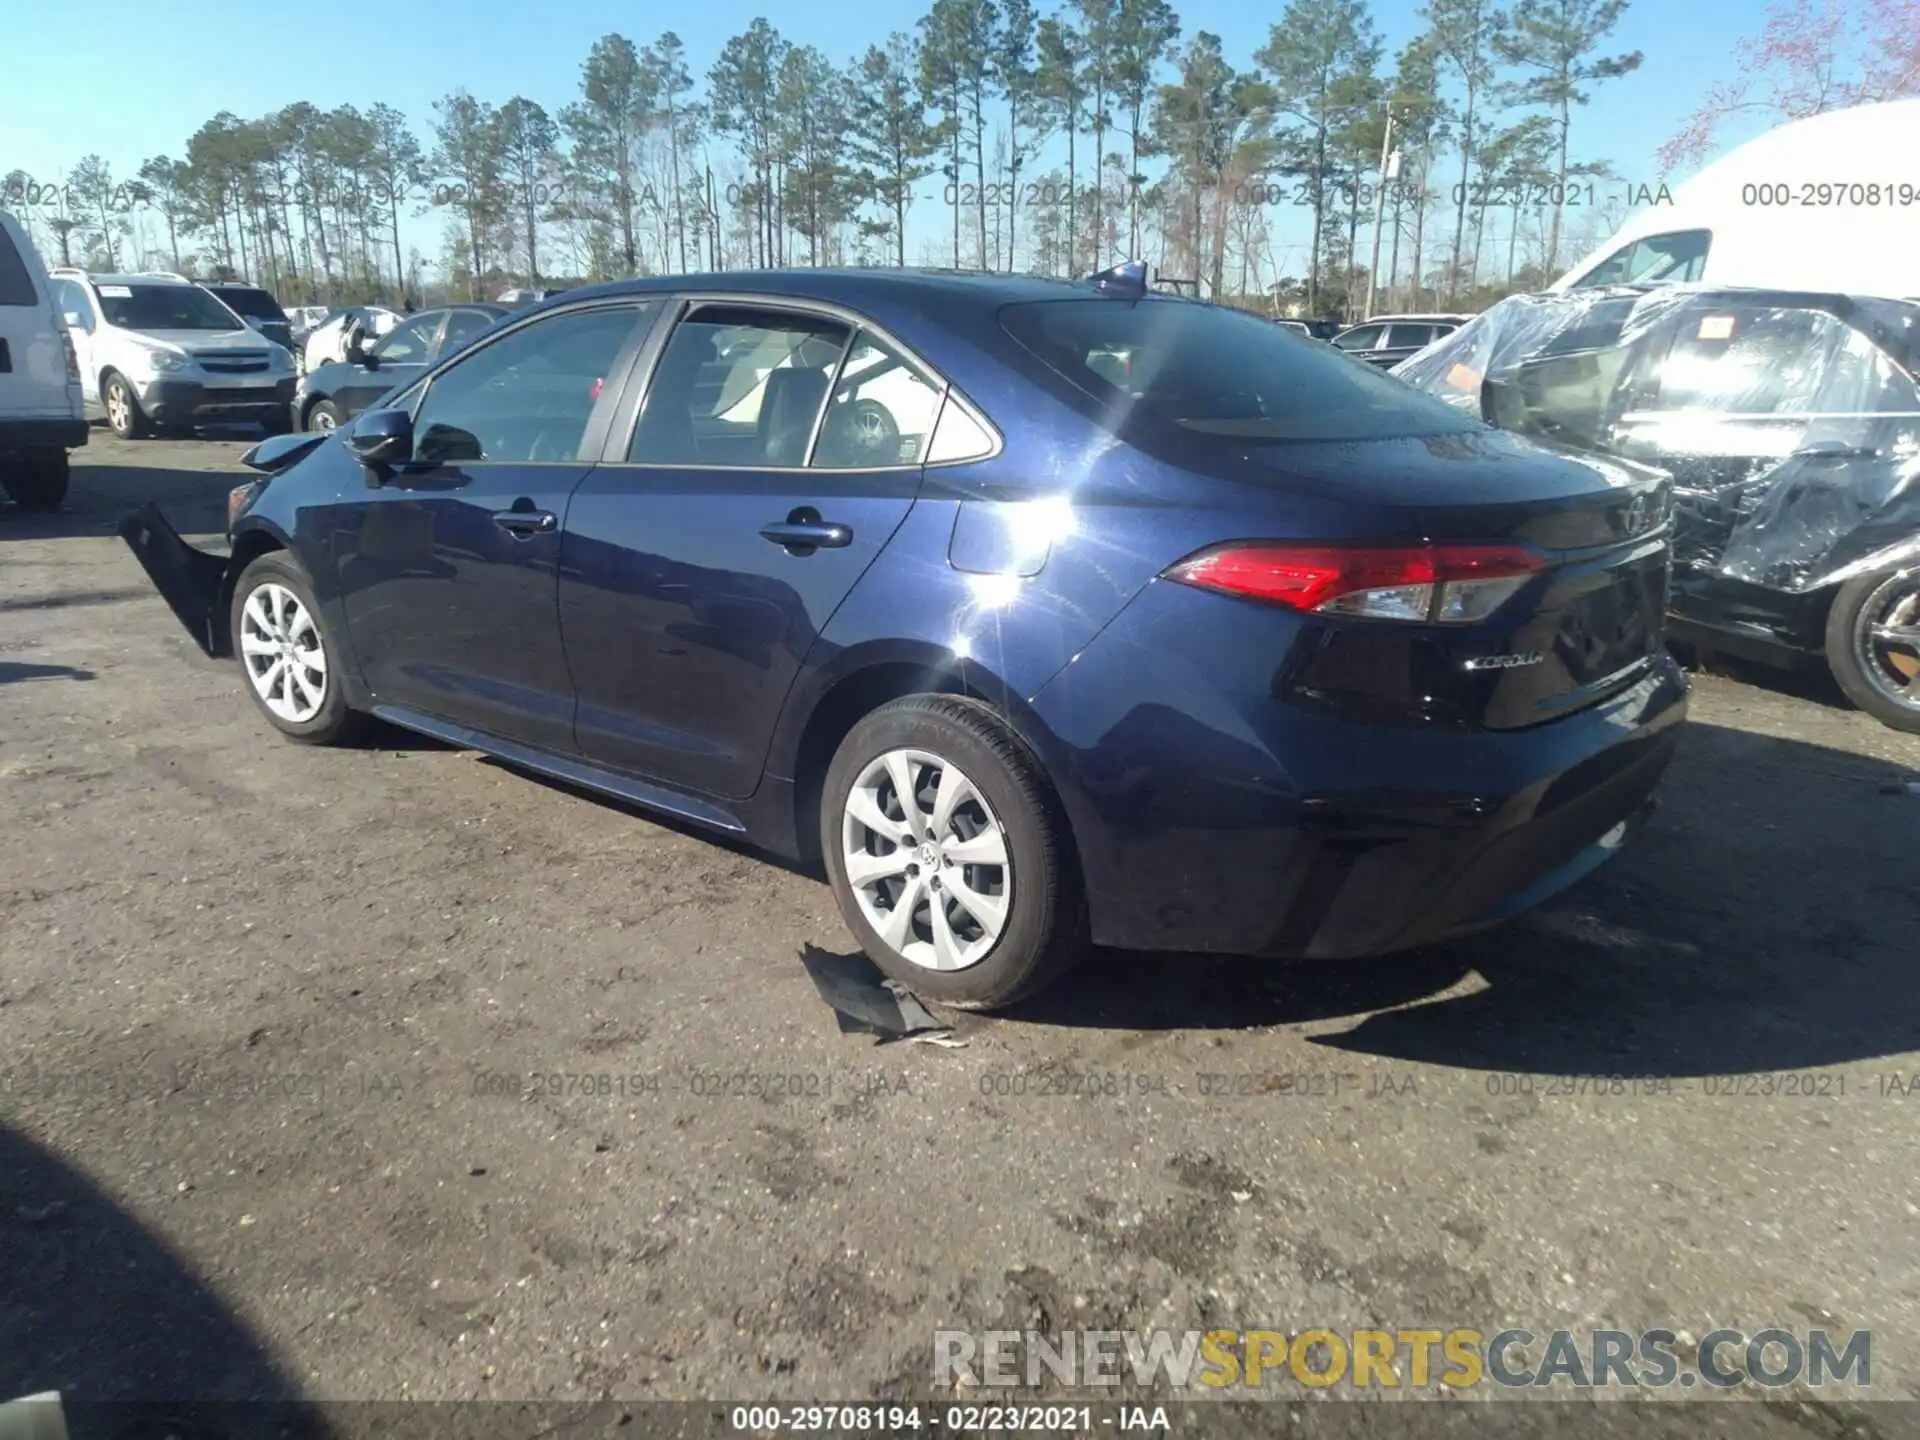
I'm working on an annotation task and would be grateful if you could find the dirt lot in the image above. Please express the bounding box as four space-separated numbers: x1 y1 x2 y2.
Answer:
4 433 1920 1433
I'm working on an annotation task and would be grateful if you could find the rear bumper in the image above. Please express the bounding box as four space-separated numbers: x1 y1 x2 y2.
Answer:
1025 587 1691 960
118 502 232 657
134 376 296 426
0 417 89 451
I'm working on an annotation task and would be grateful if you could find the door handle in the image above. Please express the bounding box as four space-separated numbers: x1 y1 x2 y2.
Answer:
493 508 557 535
760 517 853 552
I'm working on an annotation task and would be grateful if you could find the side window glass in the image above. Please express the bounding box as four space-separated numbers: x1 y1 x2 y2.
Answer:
925 394 997 464
440 310 493 356
410 303 649 465
375 313 439 364
55 280 93 331
1334 325 1382 351
1385 325 1433 349
811 333 944 469
629 306 852 467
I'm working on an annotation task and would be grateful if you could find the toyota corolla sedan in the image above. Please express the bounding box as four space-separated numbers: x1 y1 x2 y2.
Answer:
118 265 1688 1010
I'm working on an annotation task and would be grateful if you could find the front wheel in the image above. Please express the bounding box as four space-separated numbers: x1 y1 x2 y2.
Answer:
821 695 1086 1011
1826 567 1920 734
304 399 344 433
229 552 370 746
102 372 152 439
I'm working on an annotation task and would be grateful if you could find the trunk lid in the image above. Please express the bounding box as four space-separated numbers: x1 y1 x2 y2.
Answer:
1206 429 1675 729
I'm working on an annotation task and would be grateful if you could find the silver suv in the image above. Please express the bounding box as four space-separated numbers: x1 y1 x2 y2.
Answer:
46 268 297 438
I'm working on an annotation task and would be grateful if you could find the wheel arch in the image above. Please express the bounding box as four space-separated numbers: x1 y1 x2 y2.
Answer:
217 522 293 654
777 640 1072 866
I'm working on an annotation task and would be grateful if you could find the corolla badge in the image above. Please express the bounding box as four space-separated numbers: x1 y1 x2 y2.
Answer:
1463 652 1545 671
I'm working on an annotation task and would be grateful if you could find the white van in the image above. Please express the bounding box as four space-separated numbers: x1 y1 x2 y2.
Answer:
1551 98 1920 302
0 208 87 512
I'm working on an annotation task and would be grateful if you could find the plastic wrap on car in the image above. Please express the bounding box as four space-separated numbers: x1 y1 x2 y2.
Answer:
1395 285 1920 595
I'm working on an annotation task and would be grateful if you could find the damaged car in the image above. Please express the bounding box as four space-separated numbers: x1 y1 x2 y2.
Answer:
1397 285 1920 733
117 265 1687 1009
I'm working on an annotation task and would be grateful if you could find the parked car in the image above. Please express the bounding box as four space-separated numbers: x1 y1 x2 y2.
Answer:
198 281 295 355
45 268 297 438
498 287 570 306
117 262 1687 1009
0 207 87 511
1332 314 1474 368
283 304 333 353
294 303 508 431
1397 284 1920 733
300 305 401 372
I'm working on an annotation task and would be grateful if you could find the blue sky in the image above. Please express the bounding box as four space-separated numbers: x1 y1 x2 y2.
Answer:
1 0 1759 278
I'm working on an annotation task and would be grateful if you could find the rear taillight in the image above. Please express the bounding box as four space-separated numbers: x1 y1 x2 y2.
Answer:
1164 543 1545 624
57 326 80 384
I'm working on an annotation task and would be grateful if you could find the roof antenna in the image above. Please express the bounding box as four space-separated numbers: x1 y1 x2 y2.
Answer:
1088 259 1149 301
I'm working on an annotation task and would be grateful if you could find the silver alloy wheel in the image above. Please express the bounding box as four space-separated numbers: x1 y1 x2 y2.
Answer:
105 381 131 433
841 747 1012 971
310 406 336 432
1856 567 1920 711
240 581 328 724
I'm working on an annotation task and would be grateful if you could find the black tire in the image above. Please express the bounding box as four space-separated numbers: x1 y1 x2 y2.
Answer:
228 551 371 746
1825 567 1920 734
304 399 344 433
2 449 70 513
821 694 1087 1011
102 371 152 439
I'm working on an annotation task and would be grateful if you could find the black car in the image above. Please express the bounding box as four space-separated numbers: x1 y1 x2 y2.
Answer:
1399 285 1920 733
1333 314 1472 368
200 282 295 355
293 303 508 431
1282 317 1345 341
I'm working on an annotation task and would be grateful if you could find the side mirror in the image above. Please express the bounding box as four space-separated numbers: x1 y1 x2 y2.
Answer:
347 408 413 480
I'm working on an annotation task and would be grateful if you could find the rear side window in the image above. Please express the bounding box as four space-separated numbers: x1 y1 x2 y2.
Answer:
0 223 38 307
1000 299 1480 443
1385 324 1435 348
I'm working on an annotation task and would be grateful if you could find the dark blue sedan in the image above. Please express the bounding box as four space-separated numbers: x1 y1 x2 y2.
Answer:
119 264 1688 1009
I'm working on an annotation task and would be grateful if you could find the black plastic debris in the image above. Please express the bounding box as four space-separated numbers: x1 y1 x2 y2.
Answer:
798 945 951 1041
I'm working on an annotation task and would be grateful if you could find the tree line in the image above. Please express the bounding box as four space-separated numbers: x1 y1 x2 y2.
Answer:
5 0 1907 319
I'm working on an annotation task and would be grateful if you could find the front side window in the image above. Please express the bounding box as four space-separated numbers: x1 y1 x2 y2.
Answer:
95 283 244 332
1333 324 1383 352
1576 230 1712 289
630 305 852 467
1001 299 1481 444
811 333 944 469
439 309 495 356
373 313 441 364
409 303 650 465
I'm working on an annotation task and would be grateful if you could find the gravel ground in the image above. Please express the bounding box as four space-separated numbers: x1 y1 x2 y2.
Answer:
4 433 1919 1436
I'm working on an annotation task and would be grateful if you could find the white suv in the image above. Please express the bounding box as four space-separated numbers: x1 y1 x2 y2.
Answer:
0 208 86 511
46 268 297 438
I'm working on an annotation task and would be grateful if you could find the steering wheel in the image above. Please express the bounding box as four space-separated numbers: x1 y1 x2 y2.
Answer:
820 399 900 467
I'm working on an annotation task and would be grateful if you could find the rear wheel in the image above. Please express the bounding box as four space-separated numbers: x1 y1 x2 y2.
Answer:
102 372 151 439
229 552 370 746
821 695 1086 1011
1826 567 1920 734
2 449 70 512
305 399 344 433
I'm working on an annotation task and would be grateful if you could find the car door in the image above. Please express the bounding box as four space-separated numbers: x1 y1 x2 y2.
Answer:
334 310 444 419
50 279 100 408
331 300 657 752
558 300 940 799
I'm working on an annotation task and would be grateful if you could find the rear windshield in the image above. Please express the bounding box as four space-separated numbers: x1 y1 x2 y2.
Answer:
0 223 37 307
98 284 245 332
209 286 286 322
999 299 1481 443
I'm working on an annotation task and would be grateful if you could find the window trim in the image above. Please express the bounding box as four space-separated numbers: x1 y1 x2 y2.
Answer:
597 291 1003 473
396 296 663 468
